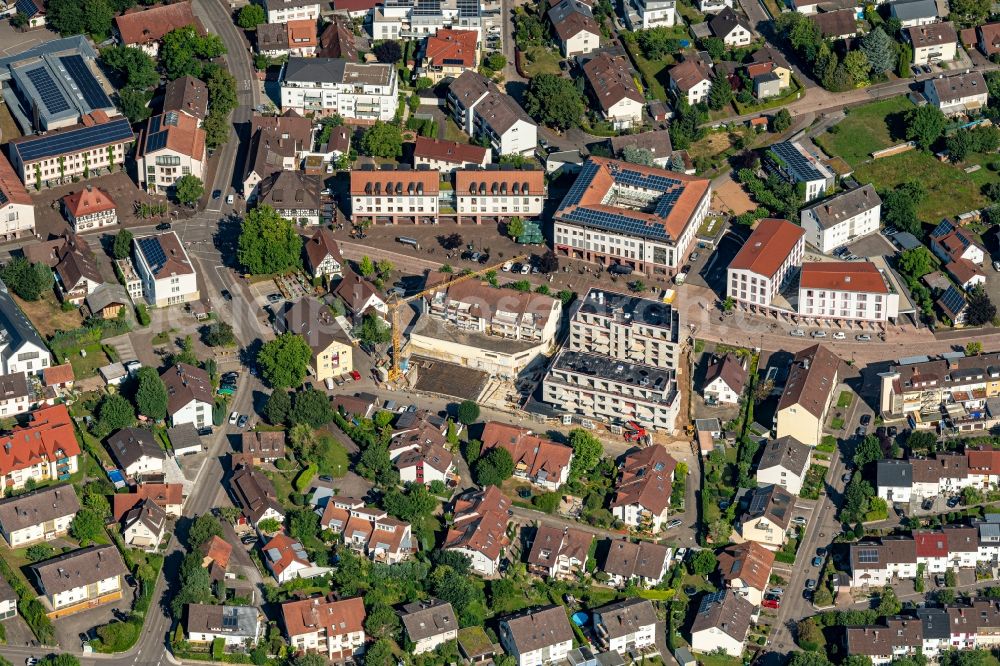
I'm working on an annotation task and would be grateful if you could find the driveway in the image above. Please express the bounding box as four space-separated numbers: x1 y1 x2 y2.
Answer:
52 584 135 649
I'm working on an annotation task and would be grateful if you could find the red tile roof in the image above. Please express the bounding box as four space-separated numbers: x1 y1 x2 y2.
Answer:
914 530 949 558
413 137 488 166
0 152 31 207
62 187 115 218
717 541 774 592
980 22 1000 54
798 261 889 294
480 422 572 484
424 29 478 68
200 535 232 569
728 218 804 278
42 364 74 387
286 19 317 47
350 169 440 196
0 405 80 479
281 595 365 638
610 445 676 515
111 483 184 520
115 2 199 46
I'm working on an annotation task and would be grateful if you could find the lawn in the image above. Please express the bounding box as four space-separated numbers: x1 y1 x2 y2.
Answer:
837 391 854 409
12 293 83 339
621 35 688 102
817 435 838 453
696 652 745 666
831 416 845 430
521 46 562 77
443 118 469 143
69 343 111 380
815 96 916 166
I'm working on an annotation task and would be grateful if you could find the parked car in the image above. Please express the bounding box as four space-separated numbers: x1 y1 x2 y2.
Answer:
833 331 846 340
674 548 687 561
812 556 823 567
860 414 871 426
993 259 1000 272
350 370 362 381
856 334 872 342
792 516 807 527
912 66 921 76
769 587 784 596
197 426 213 436
811 330 827 338
212 190 221 199
922 64 932 73
228 411 239 425
816 548 827 558
502 261 513 272
843 473 852 483
888 426 898 437
156 222 172 231
690 252 700 261
220 289 232 301
790 329 806 337
510 263 522 273
856 426 866 437
520 263 531 275
226 194 235 205
805 579 817 590
762 598 780 609
266 293 282 303
237 414 249 428
947 496 961 508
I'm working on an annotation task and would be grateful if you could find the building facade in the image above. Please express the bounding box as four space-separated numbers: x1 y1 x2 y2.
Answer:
279 58 398 121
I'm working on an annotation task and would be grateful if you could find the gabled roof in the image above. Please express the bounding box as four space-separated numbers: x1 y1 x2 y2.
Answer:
847 617 923 656
34 545 127 594
502 606 574 653
401 599 458 642
43 364 74 387
163 76 208 121
162 363 214 415
876 458 910 488
810 8 857 38
669 56 712 92
138 110 206 162
583 53 643 113
423 29 478 68
0 484 79 534
691 590 754 642
601 539 670 580
318 16 358 60
799 262 889 294
742 483 794 530
444 486 511 562
281 595 365 638
906 21 957 48
727 218 803 278
757 436 811 476
717 541 774 593
778 344 840 420
891 0 938 21
200 535 233 569
709 7 751 39
979 22 1000 55
929 71 987 103
85 283 130 315
123 497 167 535
277 296 351 356
115 2 200 46
135 232 195 278
62 186 115 218
547 0 600 41
258 170 320 211
112 483 184 520
481 422 573 485
610 445 676 515
413 137 488 166
261 532 311 576
0 152 30 209
704 353 748 396
527 524 592 569
803 184 881 230
594 599 658 639
106 428 165 470
231 465 284 523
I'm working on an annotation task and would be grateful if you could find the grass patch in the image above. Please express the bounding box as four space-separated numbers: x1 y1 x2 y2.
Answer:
733 78 803 115
837 391 854 409
814 96 916 166
521 46 562 77
11 293 83 339
818 435 838 453
443 118 469 143
800 464 828 501
698 216 723 238
696 653 744 666
621 36 682 102
831 417 845 430
775 528 802 565
69 343 111 380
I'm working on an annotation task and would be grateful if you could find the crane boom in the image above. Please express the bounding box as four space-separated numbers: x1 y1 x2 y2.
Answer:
386 253 530 382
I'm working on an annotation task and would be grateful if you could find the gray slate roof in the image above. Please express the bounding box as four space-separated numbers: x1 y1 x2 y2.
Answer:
877 459 912 488
757 436 811 476
0 484 80 535
400 599 457 642
32 545 128 594
891 0 938 21
107 428 166 470
0 280 47 356
803 184 882 230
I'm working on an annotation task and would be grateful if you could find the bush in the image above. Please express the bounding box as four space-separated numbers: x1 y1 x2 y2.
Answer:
135 304 150 326
294 463 318 492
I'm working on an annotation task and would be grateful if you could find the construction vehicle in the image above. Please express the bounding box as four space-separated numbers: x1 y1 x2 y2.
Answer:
385 253 528 382
623 421 647 442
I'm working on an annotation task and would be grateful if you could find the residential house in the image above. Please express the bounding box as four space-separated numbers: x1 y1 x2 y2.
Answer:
716 541 775 606
42 364 74 391
592 599 657 655
261 532 332 583
750 47 792 86
849 537 918 587
420 29 479 82
85 283 130 320
133 232 200 307
689 590 754 656
608 130 673 168
318 16 358 60
0 404 79 489
800 184 882 254
880 350 1000 424
756 436 812 496
768 141 835 202
846 616 924 665
242 431 287 464
106 428 165 478
281 595 366 660
317 496 365 534
31 545 127 617
0 484 79 547
443 486 511 575
186 604 264 647
703 353 748 405
400 600 458 654
610 446 677 532
0 153 33 241
978 22 1000 58
62 186 116 233
726 218 805 310
263 0 321 23
136 111 207 195
0 577 15 620
668 56 713 106
918 607 951 660
548 0 601 57
736 484 794 550
200 535 232 580
341 506 414 564
600 539 671 588
23 234 102 306
446 71 538 156
931 221 986 266
582 53 644 130
810 9 858 39
413 137 490 174
0 280 51 376
624 0 677 29
303 228 344 281
167 423 203 457
0 372 30 418
162 363 214 428
526 525 592 579
499 606 575 666
945 258 985 291
279 58 398 122
231 464 285 530
775 344 840 446
121 498 168 550
114 2 200 56
796 262 900 324
480 422 573 491
938 285 969 326
276 298 353 383
163 75 208 124
242 111 314 199
391 427 455 486
257 171 321 226
906 22 958 65
924 71 988 115
709 8 752 46
112 483 184 519
890 0 939 27
334 270 388 322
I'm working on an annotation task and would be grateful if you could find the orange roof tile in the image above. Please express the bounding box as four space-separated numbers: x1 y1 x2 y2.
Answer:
0 405 80 479
424 29 478 68
728 218 804 278
42 364 74 386
798 261 888 294
62 187 115 218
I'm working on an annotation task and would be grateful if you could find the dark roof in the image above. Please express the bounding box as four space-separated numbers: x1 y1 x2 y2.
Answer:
547 0 600 41
163 76 208 120
778 344 840 420
609 130 672 161
85 283 130 315
167 423 202 454
847 617 923 656
704 353 748 395
230 465 283 523
709 7 751 38
742 484 794 529
400 599 458 642
0 484 80 534
123 497 167 535
0 280 47 354
593 599 657 640
691 590 754 642
162 363 214 415
906 22 957 48
318 16 358 60
757 436 811 476
809 8 857 38
276 297 351 355
258 171 320 211
32 545 128 594
803 184 882 230
501 606 574 653
106 428 166 470
601 539 670 581
891 0 938 21
583 53 643 113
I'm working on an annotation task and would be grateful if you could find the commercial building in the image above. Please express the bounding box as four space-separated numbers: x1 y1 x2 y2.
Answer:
447 71 538 156
349 167 440 225
767 141 835 202
371 0 484 41
281 596 366 661
727 218 805 309
775 344 840 446
454 168 546 224
800 184 882 254
31 545 127 617
610 446 677 532
924 71 988 115
553 157 712 276
136 111 207 195
279 58 398 122
132 232 200 307
303 228 344 281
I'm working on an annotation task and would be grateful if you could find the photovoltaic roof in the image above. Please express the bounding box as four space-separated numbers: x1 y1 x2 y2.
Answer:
857 548 879 564
12 117 134 163
137 236 167 274
771 141 825 182
60 54 112 110
24 67 70 116
940 285 967 315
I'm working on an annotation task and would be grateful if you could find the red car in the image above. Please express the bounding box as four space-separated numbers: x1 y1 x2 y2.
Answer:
349 370 361 381
762 598 780 610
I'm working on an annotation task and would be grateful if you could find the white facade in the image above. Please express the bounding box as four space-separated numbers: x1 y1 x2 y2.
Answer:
680 78 712 106
703 374 741 405
289 627 365 660
756 460 809 497
68 207 117 233
924 74 989 115
727 244 805 308
604 97 645 130
265 0 320 23
911 37 957 65
561 29 600 57
121 455 164 479
500 630 572 666
625 0 677 28
280 60 398 121
1 338 51 377
797 282 900 323
132 233 200 308
800 186 882 254
137 145 205 196
3 514 73 548
48 574 121 611
719 24 752 46
691 625 745 658
698 0 732 11
123 515 165 550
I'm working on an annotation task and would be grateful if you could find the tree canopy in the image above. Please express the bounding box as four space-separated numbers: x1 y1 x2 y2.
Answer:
373 41 402 63
174 175 204 206
96 393 136 437
237 205 303 275
353 312 391 347
457 400 480 425
134 367 169 421
360 122 404 158
161 26 226 80
906 105 946 150
290 388 334 428
237 3 265 28
524 74 586 131
860 27 897 74
898 246 936 279
113 229 134 260
475 446 515 486
569 429 603 477
0 257 53 301
257 333 312 389
47 0 115 39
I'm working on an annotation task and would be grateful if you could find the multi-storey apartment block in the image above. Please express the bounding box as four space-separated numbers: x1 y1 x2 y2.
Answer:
767 141 835 202
878 351 1000 426
499 606 574 666
373 0 484 41
553 157 711 277
797 262 900 323
349 167 440 224
569 288 681 370
136 111 207 195
279 58 398 122
447 71 538 156
263 0 321 22
727 217 805 309
800 184 882 254
623 0 676 29
0 484 79 547
0 405 78 490
32 545 127 617
132 232 200 307
454 168 546 223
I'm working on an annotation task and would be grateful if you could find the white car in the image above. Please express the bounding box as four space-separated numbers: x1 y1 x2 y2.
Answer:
520 263 531 275
226 194 235 205
832 331 846 340
811 330 827 338
229 411 239 425
502 261 513 272
666 519 683 529
856 334 872 342
993 259 1000 272
790 329 805 337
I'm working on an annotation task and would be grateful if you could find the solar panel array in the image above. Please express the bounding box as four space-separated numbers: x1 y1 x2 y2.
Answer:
611 164 682 191
13 117 134 163
413 0 441 15
59 54 112 110
931 219 955 239
146 129 169 154
698 590 726 613
560 160 601 208
771 141 824 182
0 190 7 206
857 548 879 564
24 67 70 116
137 236 167 274
940 285 967 315
653 188 683 218
456 0 480 18
14 0 39 18
565 207 669 242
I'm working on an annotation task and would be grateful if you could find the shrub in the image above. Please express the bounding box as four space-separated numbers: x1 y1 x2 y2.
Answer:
294 463 318 492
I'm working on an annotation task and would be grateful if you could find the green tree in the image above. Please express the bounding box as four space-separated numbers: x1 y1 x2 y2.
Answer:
170 552 215 617
118 86 153 123
772 108 792 132
26 544 55 562
877 585 901 615
188 514 223 548
966 341 984 356
906 104 946 150
843 49 871 85
204 321 236 347
48 0 113 38
290 388 333 428
365 604 401 637
258 333 312 389
134 367 168 421
0 257 53 301
635 26 682 59
161 26 226 80
69 508 105 545
237 205 304 274
881 182 926 236
237 3 265 28
373 41 402 63
950 0 990 24
854 434 883 467
486 53 507 71
457 400 480 425
359 255 376 278
523 74 586 130
174 174 205 207
701 36 726 61
796 618 824 652
788 652 830 666
360 122 404 158
365 639 395 666
506 217 525 240
690 549 717 575
113 229 134 260
353 312 391 346
476 446 515 486
707 72 733 111
898 246 935 279
96 393 136 436
264 390 291 425
38 656 82 666
569 428 603 477
101 45 159 89
860 27 896 73
966 285 997 326
897 42 913 78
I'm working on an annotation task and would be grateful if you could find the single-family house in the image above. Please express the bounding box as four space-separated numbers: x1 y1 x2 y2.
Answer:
281 595 366 661
924 71 988 115
106 428 166 479
755 436 812 496
400 600 458 654
261 532 332 583
0 484 79 547
610 446 677 532
703 353 748 405
303 228 344 282
162 363 214 429
499 606 575 666
669 56 713 106
592 599 657 655
443 486 511 575
526 525 592 579
709 7 752 46
186 604 264 647
716 541 775 606
736 484 794 550
600 539 671 588
480 422 572 491
121 498 168 550
690 590 754 656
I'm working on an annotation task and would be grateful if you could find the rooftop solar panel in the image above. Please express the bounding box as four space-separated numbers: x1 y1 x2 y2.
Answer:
931 219 955 239
137 236 167 274
857 548 879 564
146 131 168 154
24 67 71 116
560 160 600 208
771 142 824 182
59 54 112 111
14 0 39 18
940 286 967 314
13 118 134 163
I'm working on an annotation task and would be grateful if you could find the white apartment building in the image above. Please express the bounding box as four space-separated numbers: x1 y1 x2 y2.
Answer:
624 0 676 29
0 484 79 547
280 58 398 121
32 545 127 615
0 372 30 418
543 350 681 432
132 232 200 307
413 137 489 174
372 0 484 41
281 596 366 661
499 606 575 666
263 0 320 22
906 22 958 65
726 217 805 309
425 280 561 343
797 262 900 323
553 157 711 276
454 169 546 223
925 71 988 115
447 72 538 156
136 111 206 195
593 600 657 655
0 405 78 490
768 141 835 202
800 184 882 254
349 169 440 224
0 153 34 241
62 186 117 234
569 288 681 370
7 115 133 188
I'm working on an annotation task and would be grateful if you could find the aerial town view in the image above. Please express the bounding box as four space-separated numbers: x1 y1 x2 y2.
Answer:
2 0 1000 664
